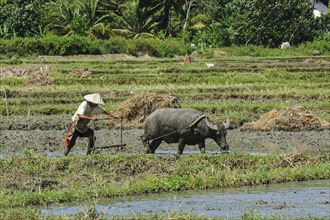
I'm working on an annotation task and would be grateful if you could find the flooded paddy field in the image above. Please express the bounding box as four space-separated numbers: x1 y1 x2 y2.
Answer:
0 56 329 219
41 180 330 219
0 118 329 157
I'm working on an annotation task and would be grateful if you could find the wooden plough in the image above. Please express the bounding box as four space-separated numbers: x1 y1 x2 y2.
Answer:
90 117 126 154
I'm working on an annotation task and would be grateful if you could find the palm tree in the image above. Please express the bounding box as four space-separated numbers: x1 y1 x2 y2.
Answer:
138 0 185 34
183 0 213 30
77 0 115 38
46 1 81 35
111 0 155 38
46 0 121 38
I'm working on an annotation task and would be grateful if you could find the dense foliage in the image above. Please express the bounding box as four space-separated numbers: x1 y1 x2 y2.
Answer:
0 35 190 57
0 0 329 49
0 35 100 56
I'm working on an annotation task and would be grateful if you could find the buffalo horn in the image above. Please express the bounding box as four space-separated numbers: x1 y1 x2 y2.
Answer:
223 118 230 129
206 118 218 130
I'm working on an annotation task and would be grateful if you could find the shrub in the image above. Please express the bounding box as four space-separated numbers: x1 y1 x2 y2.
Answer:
129 38 189 58
99 36 129 54
0 35 100 57
0 35 190 58
39 35 100 56
159 39 190 57
128 38 162 57
299 40 330 55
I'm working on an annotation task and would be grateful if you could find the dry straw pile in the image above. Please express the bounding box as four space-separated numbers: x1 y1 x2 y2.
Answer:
304 58 329 66
111 92 181 128
69 67 91 77
0 65 52 86
241 107 330 131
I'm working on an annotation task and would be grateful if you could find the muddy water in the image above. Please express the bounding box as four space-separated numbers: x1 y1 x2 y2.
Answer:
41 180 330 218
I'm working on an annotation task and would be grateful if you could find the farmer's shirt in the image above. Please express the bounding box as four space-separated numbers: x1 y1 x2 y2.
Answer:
71 101 105 133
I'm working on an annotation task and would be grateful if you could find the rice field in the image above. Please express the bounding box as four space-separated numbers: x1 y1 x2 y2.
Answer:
0 52 329 219
1 55 329 127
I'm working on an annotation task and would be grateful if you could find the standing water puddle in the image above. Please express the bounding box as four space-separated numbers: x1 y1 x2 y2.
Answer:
41 180 330 218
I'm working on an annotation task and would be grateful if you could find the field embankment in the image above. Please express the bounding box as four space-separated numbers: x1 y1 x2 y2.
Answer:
0 153 329 210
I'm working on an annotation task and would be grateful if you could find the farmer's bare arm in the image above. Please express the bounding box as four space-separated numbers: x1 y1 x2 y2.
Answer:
104 111 119 118
78 114 98 121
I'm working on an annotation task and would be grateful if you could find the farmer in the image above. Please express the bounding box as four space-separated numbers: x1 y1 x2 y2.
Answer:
64 93 117 156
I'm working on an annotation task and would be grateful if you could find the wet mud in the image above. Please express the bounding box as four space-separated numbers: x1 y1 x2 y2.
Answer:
0 115 329 157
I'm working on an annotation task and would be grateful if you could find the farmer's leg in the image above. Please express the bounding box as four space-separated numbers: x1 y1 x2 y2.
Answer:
87 135 96 155
64 130 79 156
80 128 95 155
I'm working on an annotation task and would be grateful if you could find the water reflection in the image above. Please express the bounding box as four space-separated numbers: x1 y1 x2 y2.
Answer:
41 180 330 218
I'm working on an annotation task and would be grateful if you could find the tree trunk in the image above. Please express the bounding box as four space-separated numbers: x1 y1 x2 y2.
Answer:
183 0 194 30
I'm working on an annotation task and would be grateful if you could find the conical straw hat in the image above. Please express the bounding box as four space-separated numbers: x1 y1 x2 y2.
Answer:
84 93 105 105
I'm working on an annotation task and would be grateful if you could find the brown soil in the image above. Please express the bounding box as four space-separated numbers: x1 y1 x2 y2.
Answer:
0 125 329 157
0 65 52 86
0 98 329 157
241 107 330 131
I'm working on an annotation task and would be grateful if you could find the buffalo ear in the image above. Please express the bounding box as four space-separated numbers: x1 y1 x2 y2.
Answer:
205 117 218 130
223 118 230 129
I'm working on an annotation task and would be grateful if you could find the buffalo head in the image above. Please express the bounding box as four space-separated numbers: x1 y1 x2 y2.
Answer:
206 118 230 151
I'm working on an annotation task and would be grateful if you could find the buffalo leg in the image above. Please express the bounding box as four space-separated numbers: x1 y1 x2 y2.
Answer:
140 136 151 153
149 139 162 154
177 138 186 155
198 142 206 154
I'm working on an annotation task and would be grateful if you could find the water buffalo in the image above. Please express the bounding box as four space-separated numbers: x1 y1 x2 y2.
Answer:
141 108 230 155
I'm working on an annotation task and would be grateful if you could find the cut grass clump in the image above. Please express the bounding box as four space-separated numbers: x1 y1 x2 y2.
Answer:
241 107 330 131
111 92 181 128
0 65 53 86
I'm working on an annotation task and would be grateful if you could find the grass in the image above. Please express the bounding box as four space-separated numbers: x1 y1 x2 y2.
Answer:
0 153 329 219
0 49 329 219
0 57 329 124
1 208 328 220
0 153 329 209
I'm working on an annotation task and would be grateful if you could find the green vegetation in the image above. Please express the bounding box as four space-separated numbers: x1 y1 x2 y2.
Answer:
1 50 329 213
0 0 329 51
0 153 329 211
0 2 329 216
0 35 329 58
0 36 190 57
0 53 329 126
